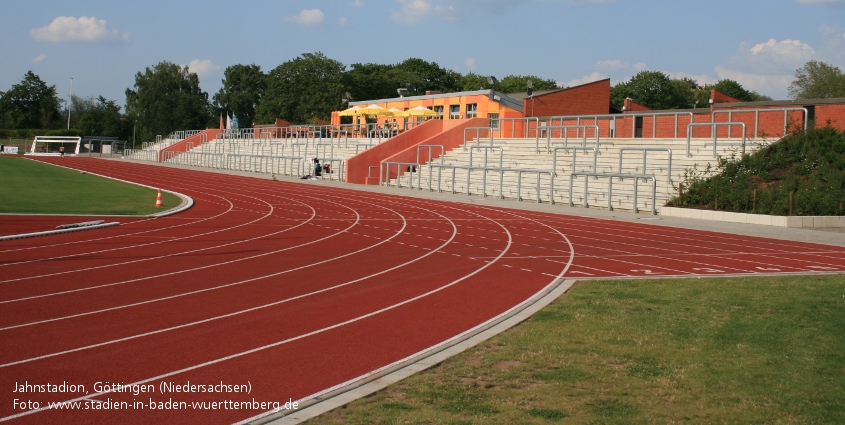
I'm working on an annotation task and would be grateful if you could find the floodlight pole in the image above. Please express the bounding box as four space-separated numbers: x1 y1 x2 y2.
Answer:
67 78 73 130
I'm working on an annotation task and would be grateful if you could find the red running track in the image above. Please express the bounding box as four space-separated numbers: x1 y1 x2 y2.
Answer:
1 157 844 424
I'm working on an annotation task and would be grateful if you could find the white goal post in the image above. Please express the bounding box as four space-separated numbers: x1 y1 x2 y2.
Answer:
28 136 82 156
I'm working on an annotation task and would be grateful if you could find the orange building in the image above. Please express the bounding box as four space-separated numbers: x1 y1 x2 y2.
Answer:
331 89 524 130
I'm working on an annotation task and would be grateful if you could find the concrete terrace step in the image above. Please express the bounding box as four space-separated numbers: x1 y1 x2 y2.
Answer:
383 136 769 213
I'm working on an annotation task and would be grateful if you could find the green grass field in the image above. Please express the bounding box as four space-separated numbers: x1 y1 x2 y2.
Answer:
0 156 180 215
306 275 845 424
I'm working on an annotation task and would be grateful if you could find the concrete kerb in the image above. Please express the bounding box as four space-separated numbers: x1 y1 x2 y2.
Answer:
85 157 845 422
0 221 121 242
246 279 577 425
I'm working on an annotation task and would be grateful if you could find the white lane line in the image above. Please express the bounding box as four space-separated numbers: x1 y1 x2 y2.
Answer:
0 192 295 282
1 194 517 423
1 207 465 367
1 202 394 326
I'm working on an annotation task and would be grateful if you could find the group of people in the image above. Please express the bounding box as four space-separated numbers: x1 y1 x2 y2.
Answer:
302 158 331 180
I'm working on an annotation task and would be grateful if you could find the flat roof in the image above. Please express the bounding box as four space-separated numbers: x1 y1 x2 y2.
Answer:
715 97 845 108
350 89 524 113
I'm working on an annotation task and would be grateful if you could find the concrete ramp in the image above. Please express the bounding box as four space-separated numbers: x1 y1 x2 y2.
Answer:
159 129 222 162
345 118 487 184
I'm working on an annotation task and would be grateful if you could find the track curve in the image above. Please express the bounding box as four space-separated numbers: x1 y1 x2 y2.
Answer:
2 156 845 425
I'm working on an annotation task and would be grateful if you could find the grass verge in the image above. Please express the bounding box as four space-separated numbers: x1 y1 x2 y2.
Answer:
0 156 180 215
305 275 845 424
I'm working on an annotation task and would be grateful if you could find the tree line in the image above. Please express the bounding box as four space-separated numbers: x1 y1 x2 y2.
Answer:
1 53 843 145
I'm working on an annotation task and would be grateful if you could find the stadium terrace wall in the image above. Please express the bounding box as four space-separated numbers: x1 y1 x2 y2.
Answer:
332 82 845 143
521 79 611 117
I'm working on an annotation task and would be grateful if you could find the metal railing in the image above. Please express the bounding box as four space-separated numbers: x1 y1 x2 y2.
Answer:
538 125 600 153
490 117 540 138
468 146 504 198
617 148 673 182
712 107 807 138
549 146 599 201
569 172 657 214
381 161 423 189
686 122 746 157
427 164 554 203
548 112 694 139
463 126 494 149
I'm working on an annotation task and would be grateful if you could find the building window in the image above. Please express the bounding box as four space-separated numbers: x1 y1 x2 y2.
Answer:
433 105 444 119
488 113 500 129
449 105 460 119
466 103 477 118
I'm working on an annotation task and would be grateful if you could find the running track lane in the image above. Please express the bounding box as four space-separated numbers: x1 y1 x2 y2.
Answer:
1 157 844 424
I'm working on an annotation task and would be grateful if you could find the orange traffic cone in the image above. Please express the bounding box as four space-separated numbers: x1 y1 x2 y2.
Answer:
155 189 163 208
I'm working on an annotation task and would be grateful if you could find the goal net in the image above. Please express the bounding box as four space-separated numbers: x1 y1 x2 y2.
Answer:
28 136 82 156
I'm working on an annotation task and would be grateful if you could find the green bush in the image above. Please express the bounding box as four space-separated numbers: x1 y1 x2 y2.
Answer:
671 125 845 216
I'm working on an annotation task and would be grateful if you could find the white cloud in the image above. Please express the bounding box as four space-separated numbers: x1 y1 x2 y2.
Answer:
714 66 793 98
32 54 47 64
713 38 816 98
338 17 348 25
390 0 456 24
748 38 815 66
563 71 608 88
185 59 220 79
285 9 325 25
464 56 477 70
728 38 813 73
667 71 717 87
30 16 129 43
350 0 365 6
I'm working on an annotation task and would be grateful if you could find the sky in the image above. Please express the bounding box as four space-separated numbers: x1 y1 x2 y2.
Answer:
2 0 844 111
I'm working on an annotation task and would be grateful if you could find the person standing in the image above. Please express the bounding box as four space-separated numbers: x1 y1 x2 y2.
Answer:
59 145 65 157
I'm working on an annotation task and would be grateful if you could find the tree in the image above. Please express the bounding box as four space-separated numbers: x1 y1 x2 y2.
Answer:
343 62 407 103
610 71 687 110
257 52 346 124
395 58 462 95
788 60 845 99
460 73 558 94
73 95 128 139
460 72 489 91
670 78 698 109
0 70 61 129
213 64 265 128
496 75 558 94
710 79 755 102
125 61 213 144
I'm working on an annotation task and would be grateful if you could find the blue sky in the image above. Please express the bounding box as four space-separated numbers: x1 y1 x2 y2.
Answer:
2 0 844 111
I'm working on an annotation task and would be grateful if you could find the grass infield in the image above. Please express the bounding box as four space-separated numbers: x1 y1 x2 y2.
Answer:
0 156 180 215
306 275 845 424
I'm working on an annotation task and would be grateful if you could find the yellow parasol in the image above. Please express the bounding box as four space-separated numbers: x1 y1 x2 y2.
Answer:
404 105 439 117
359 104 394 116
338 105 364 116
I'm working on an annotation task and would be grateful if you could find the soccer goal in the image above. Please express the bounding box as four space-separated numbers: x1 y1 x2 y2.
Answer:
28 136 82 156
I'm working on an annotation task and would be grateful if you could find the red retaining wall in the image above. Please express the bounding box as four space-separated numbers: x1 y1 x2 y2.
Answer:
345 120 444 184
158 129 223 162
378 118 488 184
